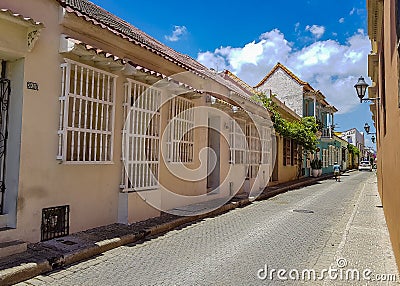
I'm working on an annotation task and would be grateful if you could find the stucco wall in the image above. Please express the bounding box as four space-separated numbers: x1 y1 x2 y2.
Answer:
375 0 400 271
0 0 275 242
1 0 123 243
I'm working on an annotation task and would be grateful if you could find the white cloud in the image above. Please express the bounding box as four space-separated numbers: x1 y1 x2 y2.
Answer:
197 29 370 115
339 18 345 23
165 25 187 42
305 25 326 39
350 8 356 15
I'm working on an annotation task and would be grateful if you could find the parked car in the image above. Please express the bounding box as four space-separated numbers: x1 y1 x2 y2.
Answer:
359 161 373 171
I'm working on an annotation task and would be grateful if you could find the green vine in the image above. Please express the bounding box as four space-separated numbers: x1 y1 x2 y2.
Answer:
347 143 360 156
253 92 319 152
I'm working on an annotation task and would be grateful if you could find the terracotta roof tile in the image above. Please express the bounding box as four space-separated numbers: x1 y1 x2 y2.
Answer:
222 70 259 95
254 62 313 90
57 0 267 108
58 0 207 78
0 8 44 27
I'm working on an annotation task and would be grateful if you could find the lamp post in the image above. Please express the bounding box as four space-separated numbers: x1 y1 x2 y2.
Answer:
364 123 376 135
354 76 379 103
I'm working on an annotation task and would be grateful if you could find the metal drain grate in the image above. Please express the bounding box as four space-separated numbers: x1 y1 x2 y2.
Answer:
293 209 314 214
41 205 70 241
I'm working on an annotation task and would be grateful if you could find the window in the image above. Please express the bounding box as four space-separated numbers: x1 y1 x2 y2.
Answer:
246 123 261 178
283 138 291 166
121 79 161 191
305 101 309 116
229 118 246 164
322 149 327 168
306 152 311 168
328 146 332 166
260 125 271 165
58 59 116 163
291 141 298 166
167 96 195 163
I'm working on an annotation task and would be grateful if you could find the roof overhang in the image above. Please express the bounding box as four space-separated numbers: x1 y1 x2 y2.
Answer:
367 0 384 45
59 35 203 97
0 9 44 60
368 53 379 84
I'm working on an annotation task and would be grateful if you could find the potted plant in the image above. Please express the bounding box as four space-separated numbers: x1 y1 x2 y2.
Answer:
310 159 319 177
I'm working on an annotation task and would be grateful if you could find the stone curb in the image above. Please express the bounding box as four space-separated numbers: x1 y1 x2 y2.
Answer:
0 260 52 286
0 173 338 285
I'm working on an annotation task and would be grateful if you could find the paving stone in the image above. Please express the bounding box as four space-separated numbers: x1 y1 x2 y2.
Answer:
22 172 399 285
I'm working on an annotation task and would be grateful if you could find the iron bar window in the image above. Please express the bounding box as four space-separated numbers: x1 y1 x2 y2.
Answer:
121 79 161 191
58 59 117 163
229 118 246 164
167 96 194 163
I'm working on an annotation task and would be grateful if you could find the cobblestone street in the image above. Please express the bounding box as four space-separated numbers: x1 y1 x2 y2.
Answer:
20 172 398 285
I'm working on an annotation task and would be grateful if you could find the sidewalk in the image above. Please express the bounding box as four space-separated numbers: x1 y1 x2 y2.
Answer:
0 173 337 285
314 172 399 285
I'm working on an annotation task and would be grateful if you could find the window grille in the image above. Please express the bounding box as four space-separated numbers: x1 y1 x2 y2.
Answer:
246 123 261 178
229 118 246 164
58 59 116 163
306 152 311 168
167 96 194 163
291 141 298 166
260 126 271 165
328 146 331 166
41 205 69 241
121 79 161 191
322 149 327 168
283 138 291 166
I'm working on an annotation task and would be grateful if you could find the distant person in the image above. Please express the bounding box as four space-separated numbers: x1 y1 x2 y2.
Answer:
333 162 341 182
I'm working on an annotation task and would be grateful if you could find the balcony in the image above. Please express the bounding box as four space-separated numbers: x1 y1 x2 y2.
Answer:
321 127 333 139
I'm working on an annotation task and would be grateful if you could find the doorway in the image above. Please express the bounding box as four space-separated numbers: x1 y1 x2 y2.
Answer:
207 116 220 193
0 61 11 214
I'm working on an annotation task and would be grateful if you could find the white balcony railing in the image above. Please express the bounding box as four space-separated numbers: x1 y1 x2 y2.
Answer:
321 127 332 138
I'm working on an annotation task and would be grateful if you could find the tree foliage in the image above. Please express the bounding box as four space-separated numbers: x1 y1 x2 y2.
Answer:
347 143 360 156
254 92 319 152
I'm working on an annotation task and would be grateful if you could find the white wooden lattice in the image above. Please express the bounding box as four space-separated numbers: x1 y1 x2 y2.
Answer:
121 79 161 191
260 125 271 165
167 96 194 163
246 123 260 178
229 118 247 164
58 59 116 163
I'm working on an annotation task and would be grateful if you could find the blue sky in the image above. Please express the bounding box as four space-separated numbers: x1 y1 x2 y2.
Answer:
91 0 375 149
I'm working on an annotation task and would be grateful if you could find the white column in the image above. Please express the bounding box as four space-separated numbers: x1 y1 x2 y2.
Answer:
313 97 316 117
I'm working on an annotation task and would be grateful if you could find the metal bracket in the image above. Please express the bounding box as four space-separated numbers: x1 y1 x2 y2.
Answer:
361 97 380 103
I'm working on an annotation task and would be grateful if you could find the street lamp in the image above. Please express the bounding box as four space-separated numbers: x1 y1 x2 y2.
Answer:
364 122 370 133
364 123 376 135
371 135 376 143
354 76 380 103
